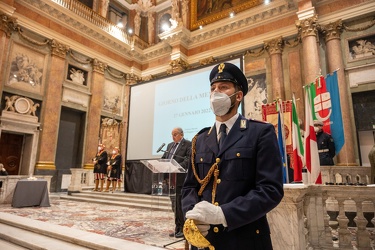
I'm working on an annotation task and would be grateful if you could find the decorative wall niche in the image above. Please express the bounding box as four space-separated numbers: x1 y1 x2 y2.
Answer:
5 41 48 96
66 64 89 86
347 33 375 61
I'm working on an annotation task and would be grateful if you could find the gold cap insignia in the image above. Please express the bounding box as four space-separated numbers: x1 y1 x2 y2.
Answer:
218 63 225 73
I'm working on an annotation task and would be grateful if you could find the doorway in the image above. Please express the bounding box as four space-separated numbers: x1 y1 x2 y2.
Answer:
55 107 86 191
0 133 23 175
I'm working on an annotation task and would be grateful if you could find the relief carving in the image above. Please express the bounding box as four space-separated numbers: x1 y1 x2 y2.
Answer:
4 95 40 116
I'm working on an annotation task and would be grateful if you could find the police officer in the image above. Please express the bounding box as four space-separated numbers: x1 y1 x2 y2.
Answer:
314 120 335 165
182 62 284 250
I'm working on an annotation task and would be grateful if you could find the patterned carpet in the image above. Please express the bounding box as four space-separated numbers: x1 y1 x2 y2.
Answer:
0 194 186 250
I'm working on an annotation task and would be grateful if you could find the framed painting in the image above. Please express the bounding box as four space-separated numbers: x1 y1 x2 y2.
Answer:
190 0 262 30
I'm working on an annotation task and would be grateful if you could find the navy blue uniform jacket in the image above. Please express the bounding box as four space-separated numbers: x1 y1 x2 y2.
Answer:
182 115 284 250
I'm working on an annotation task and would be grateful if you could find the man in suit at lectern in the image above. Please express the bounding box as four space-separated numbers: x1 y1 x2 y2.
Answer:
162 127 191 238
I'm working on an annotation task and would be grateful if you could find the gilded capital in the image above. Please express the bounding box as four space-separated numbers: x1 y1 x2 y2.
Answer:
92 58 107 74
0 11 18 37
320 19 343 42
295 15 318 39
168 58 189 74
264 37 284 55
125 73 140 85
50 39 69 58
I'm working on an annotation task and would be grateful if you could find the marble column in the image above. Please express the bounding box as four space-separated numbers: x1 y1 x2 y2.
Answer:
296 15 321 85
320 20 356 166
36 40 69 171
264 36 285 100
0 10 17 94
83 59 107 169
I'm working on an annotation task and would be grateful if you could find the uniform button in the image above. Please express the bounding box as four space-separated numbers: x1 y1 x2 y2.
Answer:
216 179 221 184
236 153 240 157
216 158 220 163
214 202 219 206
200 158 203 162
256 229 260 234
213 227 219 233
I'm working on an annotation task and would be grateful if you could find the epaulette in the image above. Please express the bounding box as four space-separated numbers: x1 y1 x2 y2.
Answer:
249 118 269 124
197 127 211 135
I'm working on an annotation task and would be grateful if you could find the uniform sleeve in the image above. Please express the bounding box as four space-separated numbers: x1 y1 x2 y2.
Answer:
328 135 336 158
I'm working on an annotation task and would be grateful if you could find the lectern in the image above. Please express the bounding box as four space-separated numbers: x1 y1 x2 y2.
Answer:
141 159 186 196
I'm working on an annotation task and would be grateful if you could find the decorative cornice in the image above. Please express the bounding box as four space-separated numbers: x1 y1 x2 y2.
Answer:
264 36 284 55
320 19 343 42
92 59 107 74
295 15 319 39
50 39 69 58
0 10 18 37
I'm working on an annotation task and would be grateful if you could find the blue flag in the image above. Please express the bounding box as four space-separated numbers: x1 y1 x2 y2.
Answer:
326 71 345 154
277 110 288 183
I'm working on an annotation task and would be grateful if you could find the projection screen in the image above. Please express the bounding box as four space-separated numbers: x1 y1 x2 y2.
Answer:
126 58 242 160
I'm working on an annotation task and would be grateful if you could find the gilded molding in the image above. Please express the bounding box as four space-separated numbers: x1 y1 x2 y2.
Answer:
50 39 69 58
92 58 107 74
0 11 18 37
199 56 217 66
320 19 343 42
244 47 265 58
264 37 284 55
295 15 318 39
35 161 56 170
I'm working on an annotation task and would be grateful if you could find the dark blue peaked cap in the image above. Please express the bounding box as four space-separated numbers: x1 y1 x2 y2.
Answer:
209 62 248 95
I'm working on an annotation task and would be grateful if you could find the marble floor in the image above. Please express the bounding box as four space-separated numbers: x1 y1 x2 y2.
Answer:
0 193 186 250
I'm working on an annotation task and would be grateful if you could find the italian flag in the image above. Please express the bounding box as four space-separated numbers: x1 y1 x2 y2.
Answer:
304 86 322 184
292 94 304 182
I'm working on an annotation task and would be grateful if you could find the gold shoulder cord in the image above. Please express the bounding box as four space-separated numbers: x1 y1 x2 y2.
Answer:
190 133 220 204
183 133 220 250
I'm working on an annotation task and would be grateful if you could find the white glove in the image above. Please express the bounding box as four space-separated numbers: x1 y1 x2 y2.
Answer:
186 201 227 226
194 220 210 236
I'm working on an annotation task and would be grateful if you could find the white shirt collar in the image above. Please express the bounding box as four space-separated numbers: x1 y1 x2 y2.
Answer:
215 113 239 135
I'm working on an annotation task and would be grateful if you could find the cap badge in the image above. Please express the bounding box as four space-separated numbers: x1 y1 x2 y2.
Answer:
218 63 225 73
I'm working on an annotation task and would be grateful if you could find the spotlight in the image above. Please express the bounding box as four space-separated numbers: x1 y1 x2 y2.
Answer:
229 11 235 18
128 28 133 34
199 25 203 29
117 21 124 28
162 22 171 32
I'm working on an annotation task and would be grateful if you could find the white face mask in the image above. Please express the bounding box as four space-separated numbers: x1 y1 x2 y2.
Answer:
112 150 116 154
98 147 102 151
210 91 237 116
314 127 320 133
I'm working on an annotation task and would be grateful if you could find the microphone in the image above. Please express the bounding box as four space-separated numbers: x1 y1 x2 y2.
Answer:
156 143 166 153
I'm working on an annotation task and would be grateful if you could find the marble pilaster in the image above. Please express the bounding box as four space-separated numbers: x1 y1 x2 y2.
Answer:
320 20 356 166
268 184 307 250
264 37 285 100
0 9 17 94
36 39 69 171
296 15 321 84
83 59 107 169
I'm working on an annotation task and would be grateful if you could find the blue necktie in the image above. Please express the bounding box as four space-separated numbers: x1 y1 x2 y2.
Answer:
168 143 179 159
219 123 227 150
